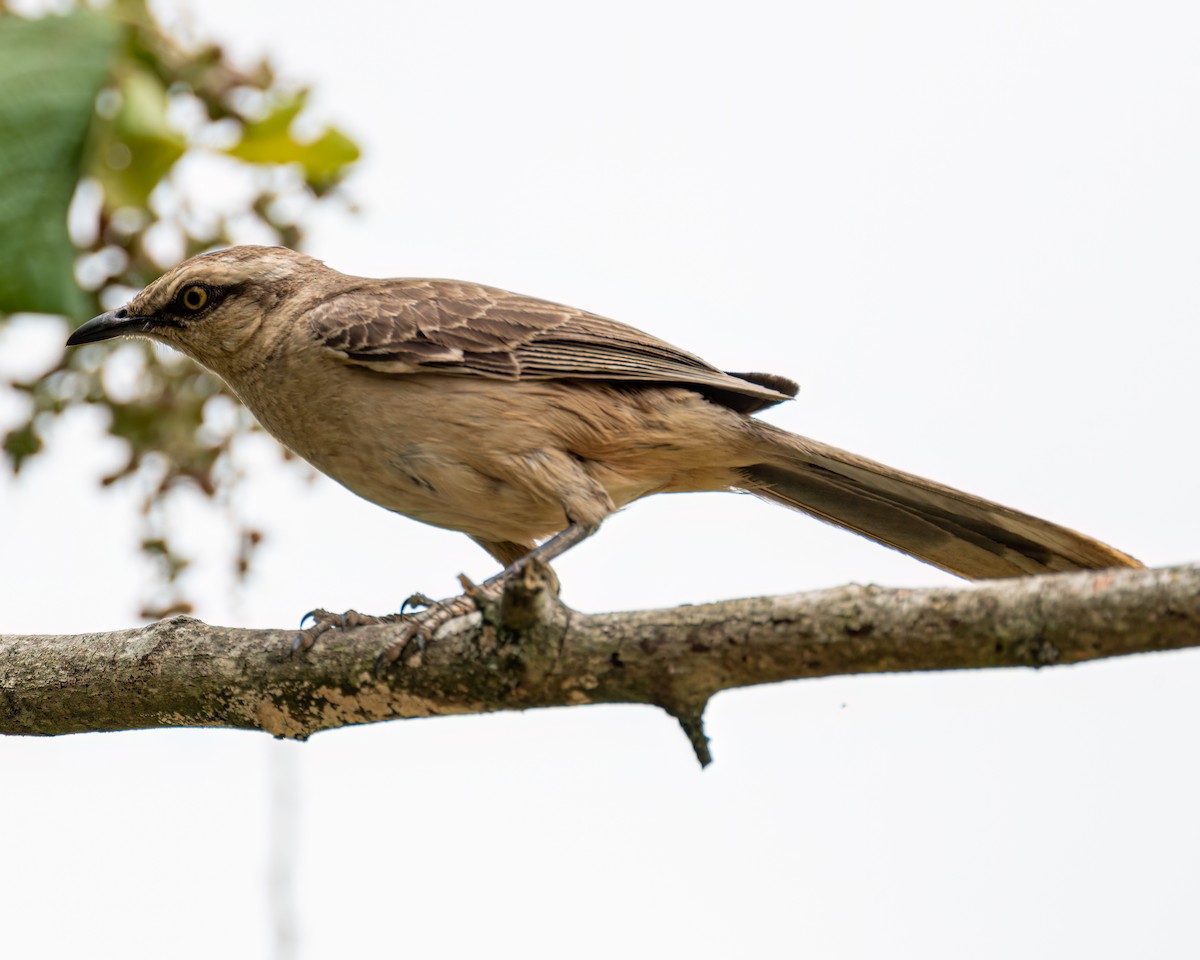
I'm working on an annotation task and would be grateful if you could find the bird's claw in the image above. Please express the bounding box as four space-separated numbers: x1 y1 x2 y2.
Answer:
400 592 436 615
373 619 430 675
293 588 485 668
293 607 400 654
373 590 483 674
294 607 337 653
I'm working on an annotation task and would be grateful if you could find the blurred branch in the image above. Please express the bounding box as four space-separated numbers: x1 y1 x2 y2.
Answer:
0 2 359 618
2 563 1197 764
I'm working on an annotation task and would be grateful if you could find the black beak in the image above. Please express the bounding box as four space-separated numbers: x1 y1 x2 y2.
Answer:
66 308 156 346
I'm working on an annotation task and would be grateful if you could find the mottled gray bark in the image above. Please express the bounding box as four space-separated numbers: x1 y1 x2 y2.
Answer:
2 562 1197 765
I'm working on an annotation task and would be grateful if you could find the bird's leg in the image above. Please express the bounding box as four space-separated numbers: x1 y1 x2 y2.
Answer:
480 522 598 593
372 523 599 669
292 524 599 665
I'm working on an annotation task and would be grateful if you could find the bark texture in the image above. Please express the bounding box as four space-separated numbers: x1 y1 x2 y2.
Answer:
2 562 1197 764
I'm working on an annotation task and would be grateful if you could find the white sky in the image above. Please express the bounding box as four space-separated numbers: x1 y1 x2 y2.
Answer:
3 1 1200 957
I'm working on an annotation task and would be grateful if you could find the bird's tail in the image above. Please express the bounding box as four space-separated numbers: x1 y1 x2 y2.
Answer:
736 424 1141 579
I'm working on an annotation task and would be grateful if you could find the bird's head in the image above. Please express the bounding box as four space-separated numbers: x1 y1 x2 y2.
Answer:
66 245 329 371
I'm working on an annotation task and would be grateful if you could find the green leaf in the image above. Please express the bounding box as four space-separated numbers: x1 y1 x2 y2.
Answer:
87 63 186 210
226 91 359 191
0 11 123 317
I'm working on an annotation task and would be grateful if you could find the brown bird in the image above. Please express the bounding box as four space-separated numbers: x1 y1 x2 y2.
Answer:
67 245 1141 660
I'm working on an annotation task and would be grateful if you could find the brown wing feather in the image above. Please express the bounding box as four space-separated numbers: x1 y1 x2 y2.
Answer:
306 279 798 413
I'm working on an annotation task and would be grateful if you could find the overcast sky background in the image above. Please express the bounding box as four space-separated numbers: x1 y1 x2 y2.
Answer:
3 1 1200 957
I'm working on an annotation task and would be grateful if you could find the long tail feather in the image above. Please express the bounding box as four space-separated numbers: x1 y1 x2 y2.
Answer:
738 426 1141 579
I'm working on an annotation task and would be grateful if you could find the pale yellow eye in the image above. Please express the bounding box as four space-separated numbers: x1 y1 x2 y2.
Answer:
181 285 208 311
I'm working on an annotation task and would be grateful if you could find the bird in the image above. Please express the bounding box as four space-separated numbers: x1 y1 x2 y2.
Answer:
67 245 1142 661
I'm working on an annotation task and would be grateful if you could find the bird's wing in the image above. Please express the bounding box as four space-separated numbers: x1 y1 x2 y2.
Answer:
305 279 797 412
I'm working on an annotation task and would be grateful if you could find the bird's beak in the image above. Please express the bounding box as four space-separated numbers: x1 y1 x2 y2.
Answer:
66 309 154 346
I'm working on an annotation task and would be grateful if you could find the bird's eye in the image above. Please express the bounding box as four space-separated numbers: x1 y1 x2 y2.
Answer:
180 285 209 311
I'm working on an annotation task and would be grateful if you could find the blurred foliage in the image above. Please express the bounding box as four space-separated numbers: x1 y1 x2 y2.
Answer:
0 0 359 617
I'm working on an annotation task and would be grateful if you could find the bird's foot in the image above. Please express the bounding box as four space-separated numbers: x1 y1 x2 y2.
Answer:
292 584 490 669
294 561 550 670
293 607 406 654
400 592 437 613
373 586 486 672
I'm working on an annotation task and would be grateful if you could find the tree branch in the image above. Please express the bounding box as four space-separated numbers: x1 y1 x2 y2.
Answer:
2 562 1197 764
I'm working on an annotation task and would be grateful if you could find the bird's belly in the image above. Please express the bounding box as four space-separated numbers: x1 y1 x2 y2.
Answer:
239 371 747 545
310 440 572 544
